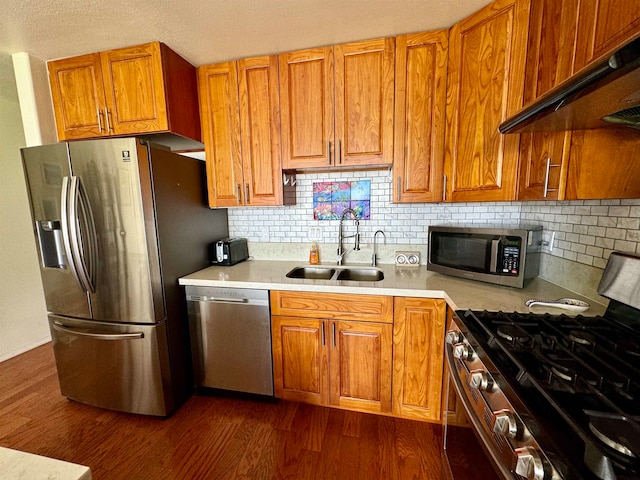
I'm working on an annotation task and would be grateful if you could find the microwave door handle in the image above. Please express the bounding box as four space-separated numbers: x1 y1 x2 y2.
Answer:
490 239 501 273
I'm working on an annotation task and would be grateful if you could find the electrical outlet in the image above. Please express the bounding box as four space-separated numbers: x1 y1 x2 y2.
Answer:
541 231 555 252
308 226 321 241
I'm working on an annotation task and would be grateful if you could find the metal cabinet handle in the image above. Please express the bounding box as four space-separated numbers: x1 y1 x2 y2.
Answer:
236 184 242 205
543 157 561 198
397 176 402 201
104 107 112 133
443 174 447 202
321 322 326 347
96 108 103 133
328 141 332 165
337 139 342 164
332 322 336 348
245 183 250 205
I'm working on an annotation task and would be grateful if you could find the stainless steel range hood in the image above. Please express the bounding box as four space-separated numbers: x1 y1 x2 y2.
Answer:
499 36 640 134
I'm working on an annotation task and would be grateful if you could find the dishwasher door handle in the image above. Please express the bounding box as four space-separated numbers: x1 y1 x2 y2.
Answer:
188 295 248 303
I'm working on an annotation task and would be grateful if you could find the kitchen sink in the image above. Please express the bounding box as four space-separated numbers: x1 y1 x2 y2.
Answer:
336 268 384 282
285 266 384 282
286 266 336 280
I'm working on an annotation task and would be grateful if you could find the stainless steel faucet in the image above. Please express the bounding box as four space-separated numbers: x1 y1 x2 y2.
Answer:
336 208 360 265
372 230 386 266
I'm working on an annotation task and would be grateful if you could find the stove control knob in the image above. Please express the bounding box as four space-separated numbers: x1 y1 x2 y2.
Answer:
453 344 476 362
446 330 461 345
469 371 493 392
515 447 546 480
493 411 519 439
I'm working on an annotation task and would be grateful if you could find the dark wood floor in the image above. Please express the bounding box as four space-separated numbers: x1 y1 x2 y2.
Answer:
0 343 443 479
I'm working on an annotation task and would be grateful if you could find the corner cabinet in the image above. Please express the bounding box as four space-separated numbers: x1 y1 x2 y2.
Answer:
279 38 395 169
198 56 294 208
444 0 530 202
393 30 448 203
392 298 447 422
270 291 394 414
48 42 200 142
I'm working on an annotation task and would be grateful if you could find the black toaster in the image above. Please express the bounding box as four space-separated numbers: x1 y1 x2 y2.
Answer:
209 238 249 266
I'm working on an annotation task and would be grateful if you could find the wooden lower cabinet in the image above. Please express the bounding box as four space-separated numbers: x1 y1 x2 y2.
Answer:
270 291 447 421
392 298 447 422
271 315 392 414
270 291 393 414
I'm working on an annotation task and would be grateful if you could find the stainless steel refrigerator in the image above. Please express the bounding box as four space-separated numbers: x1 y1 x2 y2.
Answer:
21 137 228 416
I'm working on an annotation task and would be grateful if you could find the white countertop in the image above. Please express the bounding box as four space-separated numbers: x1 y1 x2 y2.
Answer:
0 447 91 480
179 260 608 316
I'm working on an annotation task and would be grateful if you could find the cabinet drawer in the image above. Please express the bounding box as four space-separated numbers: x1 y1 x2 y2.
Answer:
270 291 393 323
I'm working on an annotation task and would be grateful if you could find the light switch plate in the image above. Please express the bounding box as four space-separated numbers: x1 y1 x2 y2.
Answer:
395 251 420 267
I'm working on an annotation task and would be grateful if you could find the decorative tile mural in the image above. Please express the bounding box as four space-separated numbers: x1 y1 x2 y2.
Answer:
313 180 371 220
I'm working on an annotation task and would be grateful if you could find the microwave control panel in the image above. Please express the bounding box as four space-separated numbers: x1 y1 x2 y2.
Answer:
501 238 521 274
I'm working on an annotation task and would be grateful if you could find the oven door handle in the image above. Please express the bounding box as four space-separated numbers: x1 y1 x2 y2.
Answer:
445 343 513 479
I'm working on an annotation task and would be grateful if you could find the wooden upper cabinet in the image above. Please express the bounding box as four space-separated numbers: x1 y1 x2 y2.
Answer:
518 0 578 201
100 43 168 136
198 56 288 208
279 47 334 169
565 129 640 200
393 298 446 422
238 55 284 206
48 53 106 140
574 0 640 72
393 30 448 203
48 42 200 142
334 38 395 167
198 62 243 207
445 0 531 202
279 38 394 169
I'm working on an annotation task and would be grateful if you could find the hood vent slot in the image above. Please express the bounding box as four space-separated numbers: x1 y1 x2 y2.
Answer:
603 106 640 128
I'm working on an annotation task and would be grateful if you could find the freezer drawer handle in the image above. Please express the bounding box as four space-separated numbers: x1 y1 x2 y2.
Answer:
52 322 144 340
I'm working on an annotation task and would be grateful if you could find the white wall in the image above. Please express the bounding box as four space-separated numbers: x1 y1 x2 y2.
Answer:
0 54 52 362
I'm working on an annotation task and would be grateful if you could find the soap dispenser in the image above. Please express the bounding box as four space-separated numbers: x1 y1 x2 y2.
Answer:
309 242 320 265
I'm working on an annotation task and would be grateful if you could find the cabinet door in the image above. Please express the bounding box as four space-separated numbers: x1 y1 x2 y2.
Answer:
272 316 328 405
329 320 392 413
392 298 446 422
394 30 448 203
238 55 283 206
279 47 334 169
48 53 107 140
574 0 640 72
101 42 168 135
197 62 243 207
518 0 578 201
445 0 530 202
334 38 395 166
565 129 640 200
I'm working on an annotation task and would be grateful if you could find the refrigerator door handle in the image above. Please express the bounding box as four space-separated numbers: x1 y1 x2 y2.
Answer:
61 176 98 293
52 322 144 340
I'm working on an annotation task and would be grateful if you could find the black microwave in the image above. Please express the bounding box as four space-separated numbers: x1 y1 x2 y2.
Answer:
427 224 542 288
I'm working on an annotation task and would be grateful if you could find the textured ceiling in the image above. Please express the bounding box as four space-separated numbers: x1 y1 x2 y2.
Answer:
0 0 492 66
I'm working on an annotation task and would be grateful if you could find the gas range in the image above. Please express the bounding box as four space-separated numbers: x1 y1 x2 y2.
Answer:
444 252 640 480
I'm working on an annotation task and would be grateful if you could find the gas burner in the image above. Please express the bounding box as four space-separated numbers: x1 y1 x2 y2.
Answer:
496 324 531 345
588 413 640 459
567 330 597 347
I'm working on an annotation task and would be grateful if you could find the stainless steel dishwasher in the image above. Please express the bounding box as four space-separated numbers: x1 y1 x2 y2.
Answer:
185 286 273 396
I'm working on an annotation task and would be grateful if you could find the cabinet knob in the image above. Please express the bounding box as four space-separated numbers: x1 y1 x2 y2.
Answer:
514 447 547 480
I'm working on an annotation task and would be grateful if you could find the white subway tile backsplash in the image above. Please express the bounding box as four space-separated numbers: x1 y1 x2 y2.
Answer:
226 170 640 271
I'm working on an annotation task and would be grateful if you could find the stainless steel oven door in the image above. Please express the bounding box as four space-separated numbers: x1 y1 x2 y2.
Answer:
443 354 506 479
